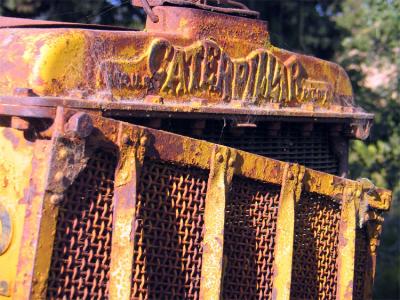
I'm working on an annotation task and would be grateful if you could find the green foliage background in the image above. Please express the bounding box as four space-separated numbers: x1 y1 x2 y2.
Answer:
1 0 398 298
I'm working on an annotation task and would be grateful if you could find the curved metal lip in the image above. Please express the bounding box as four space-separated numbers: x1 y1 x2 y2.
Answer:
0 16 134 31
0 95 374 121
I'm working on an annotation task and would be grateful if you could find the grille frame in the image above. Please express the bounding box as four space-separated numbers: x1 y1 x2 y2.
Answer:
24 112 387 300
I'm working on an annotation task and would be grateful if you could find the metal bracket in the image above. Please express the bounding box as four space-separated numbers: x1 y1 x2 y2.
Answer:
199 145 237 300
109 125 148 300
132 0 260 23
272 163 305 300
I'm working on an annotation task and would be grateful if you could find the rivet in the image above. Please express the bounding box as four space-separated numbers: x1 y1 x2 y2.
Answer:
65 112 93 138
140 136 148 147
54 171 64 182
58 148 68 160
50 194 63 205
228 158 235 167
122 134 130 145
216 152 224 163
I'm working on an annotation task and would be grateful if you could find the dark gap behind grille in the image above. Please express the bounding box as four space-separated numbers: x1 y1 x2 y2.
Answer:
47 149 117 300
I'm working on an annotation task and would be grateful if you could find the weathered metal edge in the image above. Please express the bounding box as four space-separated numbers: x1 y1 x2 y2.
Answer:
0 96 374 120
108 123 147 300
271 163 305 300
336 182 361 300
199 146 236 299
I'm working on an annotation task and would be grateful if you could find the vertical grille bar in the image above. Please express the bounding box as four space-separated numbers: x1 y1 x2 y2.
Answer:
131 160 208 299
46 149 118 299
290 192 342 300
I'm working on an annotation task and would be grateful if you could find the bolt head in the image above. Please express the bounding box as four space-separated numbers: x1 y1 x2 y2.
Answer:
122 134 131 145
58 148 68 160
66 112 93 138
140 136 148 147
49 194 63 205
216 152 224 163
228 158 235 167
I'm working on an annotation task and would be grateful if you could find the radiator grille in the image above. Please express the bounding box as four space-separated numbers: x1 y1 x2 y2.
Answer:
290 192 341 300
46 149 117 300
131 160 208 299
204 124 338 175
223 176 281 300
353 227 369 299
156 120 340 175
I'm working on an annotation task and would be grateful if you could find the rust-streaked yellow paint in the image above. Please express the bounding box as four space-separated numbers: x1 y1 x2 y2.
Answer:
200 146 236 300
109 125 146 300
336 183 360 300
0 128 34 299
0 7 364 122
12 139 52 299
272 163 305 300
30 31 87 96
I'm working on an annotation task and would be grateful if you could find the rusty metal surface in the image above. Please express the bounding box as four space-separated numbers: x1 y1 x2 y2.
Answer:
200 146 236 299
132 0 260 20
0 5 372 129
0 16 133 30
109 128 147 300
272 163 305 300
0 128 35 299
0 107 393 299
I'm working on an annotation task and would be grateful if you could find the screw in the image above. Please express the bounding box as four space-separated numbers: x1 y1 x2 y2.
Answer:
122 134 130 145
66 112 93 138
58 148 68 160
228 158 235 167
216 152 224 163
287 172 295 180
54 171 64 182
49 194 63 205
140 136 148 147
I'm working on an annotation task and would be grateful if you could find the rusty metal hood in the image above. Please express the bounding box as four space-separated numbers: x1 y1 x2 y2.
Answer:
0 6 371 122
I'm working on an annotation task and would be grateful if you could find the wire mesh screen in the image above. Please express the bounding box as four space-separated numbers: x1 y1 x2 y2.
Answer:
148 120 340 175
353 227 369 300
131 160 208 299
290 192 342 300
222 176 281 300
46 149 117 300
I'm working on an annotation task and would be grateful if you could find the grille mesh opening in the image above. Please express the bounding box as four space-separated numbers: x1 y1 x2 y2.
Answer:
46 149 117 300
353 227 369 300
223 176 281 299
290 192 341 300
131 160 208 299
